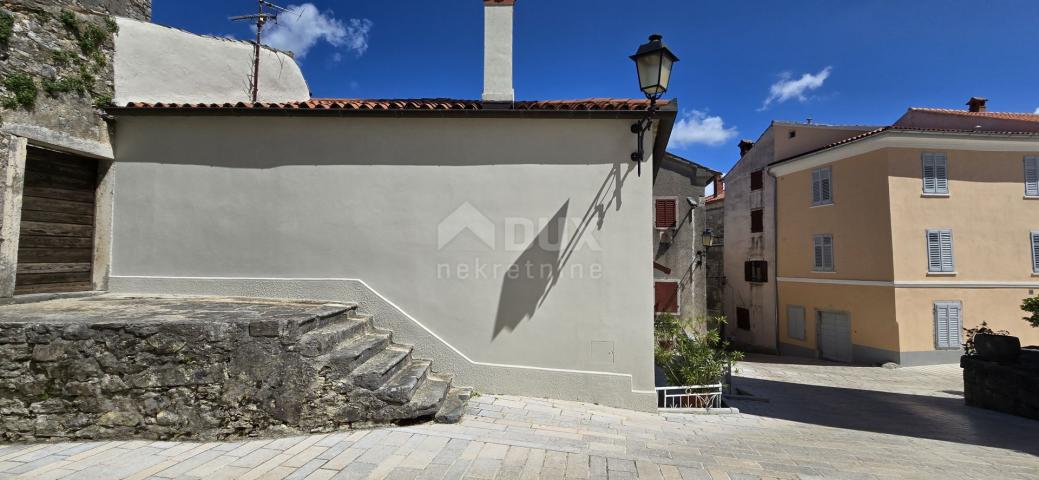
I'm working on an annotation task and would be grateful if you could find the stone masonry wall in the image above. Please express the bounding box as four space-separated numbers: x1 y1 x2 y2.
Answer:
0 305 441 442
961 353 1039 420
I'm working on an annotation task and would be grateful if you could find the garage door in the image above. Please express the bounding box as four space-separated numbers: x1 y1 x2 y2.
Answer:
819 311 852 363
14 147 97 295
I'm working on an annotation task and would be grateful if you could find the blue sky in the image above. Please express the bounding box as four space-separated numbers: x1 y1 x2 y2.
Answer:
154 0 1039 173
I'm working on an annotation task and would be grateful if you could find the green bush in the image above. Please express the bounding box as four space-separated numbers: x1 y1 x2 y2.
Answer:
2 73 37 109
1024 296 1039 328
0 10 13 49
654 314 743 387
59 10 112 57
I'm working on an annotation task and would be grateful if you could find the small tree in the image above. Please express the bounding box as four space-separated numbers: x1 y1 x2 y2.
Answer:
654 314 743 387
1023 296 1039 328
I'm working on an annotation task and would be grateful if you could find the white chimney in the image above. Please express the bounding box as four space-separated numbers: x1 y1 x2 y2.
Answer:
482 0 515 103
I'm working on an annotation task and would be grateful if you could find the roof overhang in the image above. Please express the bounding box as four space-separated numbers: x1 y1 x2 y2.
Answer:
768 129 1039 177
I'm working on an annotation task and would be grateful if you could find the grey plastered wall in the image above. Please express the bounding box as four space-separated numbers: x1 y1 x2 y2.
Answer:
652 157 711 322
704 198 724 316
108 115 659 411
723 129 778 352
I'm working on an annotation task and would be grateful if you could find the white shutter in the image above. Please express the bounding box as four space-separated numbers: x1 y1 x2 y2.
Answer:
811 169 821 204
813 238 824 269
1032 232 1039 273
1025 157 1039 196
922 153 948 194
940 230 954 272
934 303 949 348
922 155 937 192
948 304 962 348
934 302 961 349
927 231 943 272
820 168 832 203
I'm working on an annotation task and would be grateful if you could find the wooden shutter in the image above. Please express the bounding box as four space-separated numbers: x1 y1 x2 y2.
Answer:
655 199 676 229
1025 157 1039 197
750 170 763 191
787 305 806 340
934 302 962 349
1032 232 1039 273
736 307 750 330
811 169 821 204
813 235 833 271
927 230 954 272
654 282 679 314
751 209 763 233
923 153 948 194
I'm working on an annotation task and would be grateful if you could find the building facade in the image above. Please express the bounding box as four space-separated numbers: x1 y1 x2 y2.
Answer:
722 122 876 352
771 104 1039 365
704 175 725 317
652 153 717 322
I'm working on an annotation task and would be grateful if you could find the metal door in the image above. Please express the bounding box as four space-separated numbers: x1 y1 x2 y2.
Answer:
819 311 852 363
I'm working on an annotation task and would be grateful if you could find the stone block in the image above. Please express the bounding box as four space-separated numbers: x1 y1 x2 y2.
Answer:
32 343 65 362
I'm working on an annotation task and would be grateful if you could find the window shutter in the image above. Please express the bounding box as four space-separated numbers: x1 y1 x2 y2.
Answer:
1025 157 1039 196
1032 232 1039 273
948 304 962 348
934 155 948 193
927 231 943 272
820 168 832 202
923 155 936 192
935 302 962 349
813 237 824 269
655 199 676 228
811 169 821 204
939 230 954 272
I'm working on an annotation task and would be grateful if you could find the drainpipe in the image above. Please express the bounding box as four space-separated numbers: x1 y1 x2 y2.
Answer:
768 168 780 355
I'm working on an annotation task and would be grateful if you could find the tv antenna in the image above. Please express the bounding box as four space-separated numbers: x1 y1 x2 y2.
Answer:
231 0 296 102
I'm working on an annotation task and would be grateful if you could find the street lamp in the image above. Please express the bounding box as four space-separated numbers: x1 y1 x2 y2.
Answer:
701 228 715 248
630 34 679 176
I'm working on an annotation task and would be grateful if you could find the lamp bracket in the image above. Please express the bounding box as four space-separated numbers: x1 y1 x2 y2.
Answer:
630 98 659 177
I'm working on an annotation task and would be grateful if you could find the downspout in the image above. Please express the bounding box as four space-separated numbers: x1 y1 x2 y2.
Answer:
768 168 780 355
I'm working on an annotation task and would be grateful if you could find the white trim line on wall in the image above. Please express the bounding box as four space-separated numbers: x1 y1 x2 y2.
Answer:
778 276 1039 288
109 275 655 394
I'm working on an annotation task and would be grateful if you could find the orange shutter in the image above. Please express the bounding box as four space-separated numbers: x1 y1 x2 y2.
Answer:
654 282 679 314
655 199 677 228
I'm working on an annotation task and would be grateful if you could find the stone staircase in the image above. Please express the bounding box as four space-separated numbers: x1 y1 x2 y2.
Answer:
291 304 472 426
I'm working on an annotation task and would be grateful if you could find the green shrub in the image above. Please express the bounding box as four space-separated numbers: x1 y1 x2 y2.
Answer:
2 73 38 109
0 10 13 49
654 314 743 387
1024 296 1039 328
58 10 112 57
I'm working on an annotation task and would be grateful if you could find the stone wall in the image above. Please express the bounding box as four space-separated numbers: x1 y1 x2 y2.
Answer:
705 199 724 317
961 352 1039 420
0 302 444 441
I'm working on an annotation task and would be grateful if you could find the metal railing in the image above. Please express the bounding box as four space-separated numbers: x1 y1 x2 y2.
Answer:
655 384 723 409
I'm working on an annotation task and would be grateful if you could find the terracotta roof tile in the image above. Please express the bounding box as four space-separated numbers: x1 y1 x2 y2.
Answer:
907 108 1039 122
118 98 667 112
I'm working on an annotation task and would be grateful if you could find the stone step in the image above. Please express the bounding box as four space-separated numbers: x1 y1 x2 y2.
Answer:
406 375 453 417
297 304 359 335
435 387 473 424
296 318 368 358
375 359 432 404
352 345 413 390
328 331 391 372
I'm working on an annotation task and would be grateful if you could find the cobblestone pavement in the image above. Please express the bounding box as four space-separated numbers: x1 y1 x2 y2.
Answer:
0 356 1036 479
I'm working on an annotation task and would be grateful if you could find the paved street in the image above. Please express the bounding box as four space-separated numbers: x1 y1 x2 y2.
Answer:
0 355 1036 479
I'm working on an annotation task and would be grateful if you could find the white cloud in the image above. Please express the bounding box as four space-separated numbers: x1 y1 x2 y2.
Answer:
668 110 738 148
1034 107 1039 114
760 66 832 110
264 3 372 59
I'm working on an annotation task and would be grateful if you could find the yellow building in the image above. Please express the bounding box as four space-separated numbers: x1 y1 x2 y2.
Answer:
768 102 1039 365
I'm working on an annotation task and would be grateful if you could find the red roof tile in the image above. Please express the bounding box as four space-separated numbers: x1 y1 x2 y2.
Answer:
117 98 667 112
907 108 1039 122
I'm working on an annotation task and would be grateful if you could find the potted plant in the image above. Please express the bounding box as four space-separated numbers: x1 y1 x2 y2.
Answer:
654 314 743 408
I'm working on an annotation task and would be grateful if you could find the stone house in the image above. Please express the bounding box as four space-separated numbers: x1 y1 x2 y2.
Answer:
0 0 680 412
651 153 717 323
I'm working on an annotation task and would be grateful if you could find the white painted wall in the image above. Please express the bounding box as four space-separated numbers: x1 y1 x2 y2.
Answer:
482 5 514 102
109 115 658 410
113 18 310 105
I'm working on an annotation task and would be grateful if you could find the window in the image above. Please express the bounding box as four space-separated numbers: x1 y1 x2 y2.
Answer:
922 152 949 195
654 198 677 229
926 229 955 273
787 305 806 340
813 234 834 272
933 301 962 349
1026 156 1039 197
750 169 763 191
750 209 764 233
745 260 768 283
654 281 679 314
811 167 832 206
736 307 750 330
1031 231 1039 273
788 130 797 139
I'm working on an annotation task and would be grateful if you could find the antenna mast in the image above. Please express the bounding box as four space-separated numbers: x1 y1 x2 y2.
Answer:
231 0 290 102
